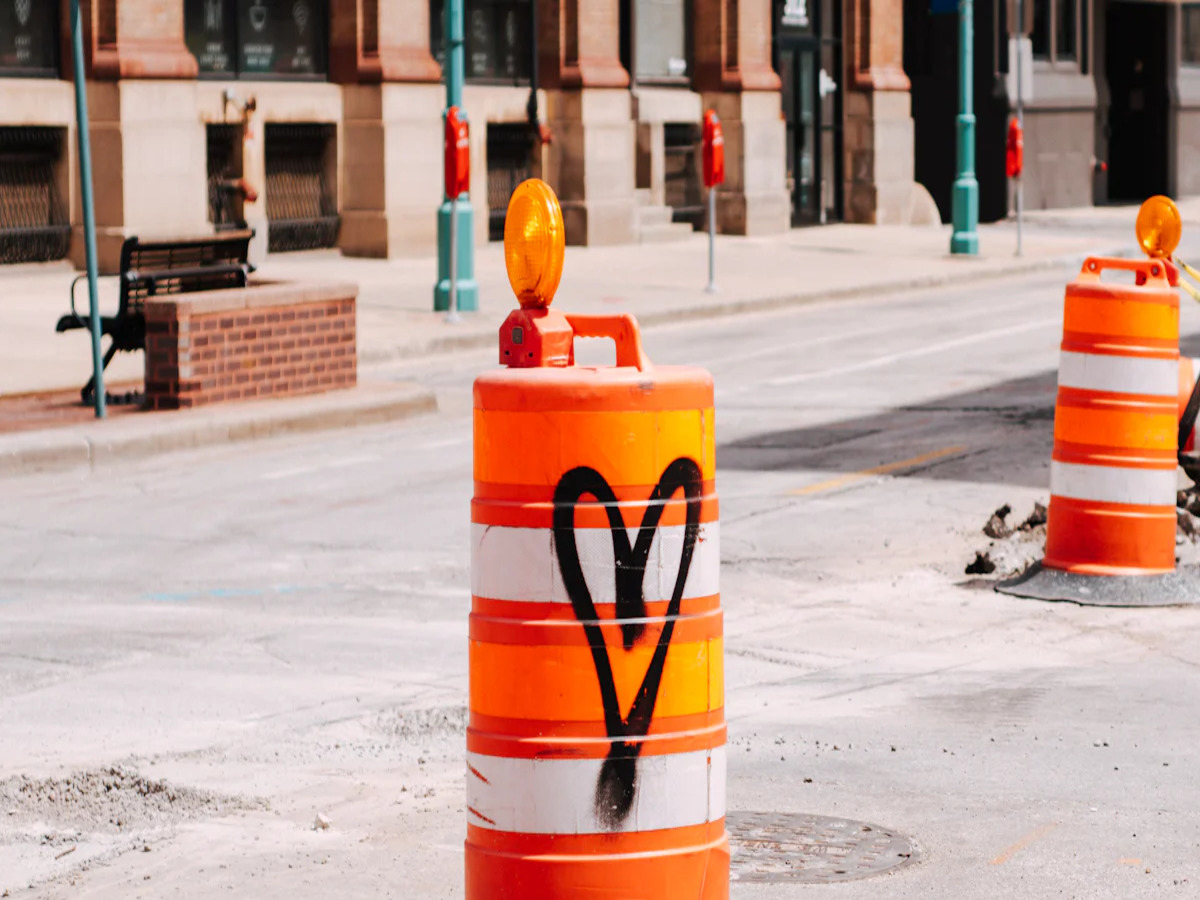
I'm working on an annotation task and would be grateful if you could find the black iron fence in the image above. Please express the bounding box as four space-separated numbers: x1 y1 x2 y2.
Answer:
0 127 70 264
264 123 340 253
206 123 244 231
664 122 704 229
487 123 535 241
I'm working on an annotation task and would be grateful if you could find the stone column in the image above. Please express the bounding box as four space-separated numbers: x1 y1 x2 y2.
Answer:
843 0 937 224
337 0 445 257
539 0 637 245
693 0 790 234
73 0 206 270
86 0 199 79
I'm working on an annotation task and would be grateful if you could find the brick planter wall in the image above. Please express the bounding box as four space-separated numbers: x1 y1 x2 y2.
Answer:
144 282 358 410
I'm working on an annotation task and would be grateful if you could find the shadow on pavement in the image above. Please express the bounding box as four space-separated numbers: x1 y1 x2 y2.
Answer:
718 370 1058 490
719 332 1200 490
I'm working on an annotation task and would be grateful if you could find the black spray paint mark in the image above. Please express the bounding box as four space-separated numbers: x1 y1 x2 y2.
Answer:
552 457 703 829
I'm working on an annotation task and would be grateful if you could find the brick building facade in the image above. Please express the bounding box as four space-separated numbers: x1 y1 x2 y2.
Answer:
0 0 985 272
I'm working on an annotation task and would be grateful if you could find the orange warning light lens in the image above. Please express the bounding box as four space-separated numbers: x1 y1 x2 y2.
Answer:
1136 195 1182 259
504 178 565 309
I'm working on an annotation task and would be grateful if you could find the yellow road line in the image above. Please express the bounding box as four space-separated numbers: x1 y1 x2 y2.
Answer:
789 445 968 497
989 823 1060 866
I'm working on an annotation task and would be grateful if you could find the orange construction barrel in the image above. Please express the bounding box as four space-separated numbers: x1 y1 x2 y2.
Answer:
466 179 727 899
1179 356 1200 453
1043 257 1180 575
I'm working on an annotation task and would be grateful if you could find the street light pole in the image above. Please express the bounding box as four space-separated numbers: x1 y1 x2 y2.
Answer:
1015 0 1024 257
434 0 479 311
950 0 980 255
70 0 105 417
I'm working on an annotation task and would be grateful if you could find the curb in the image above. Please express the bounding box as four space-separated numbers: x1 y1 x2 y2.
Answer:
357 245 1130 366
0 381 437 478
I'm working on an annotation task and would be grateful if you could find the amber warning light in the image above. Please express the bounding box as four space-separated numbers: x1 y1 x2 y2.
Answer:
1136 195 1182 260
504 178 565 309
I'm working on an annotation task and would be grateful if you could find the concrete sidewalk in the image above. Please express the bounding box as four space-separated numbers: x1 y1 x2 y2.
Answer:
2 203 1171 397
0 381 436 477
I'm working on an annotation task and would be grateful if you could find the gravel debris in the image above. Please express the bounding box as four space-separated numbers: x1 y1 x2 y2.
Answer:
0 767 245 836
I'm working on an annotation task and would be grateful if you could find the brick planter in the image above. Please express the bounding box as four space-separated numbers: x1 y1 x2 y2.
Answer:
144 282 358 410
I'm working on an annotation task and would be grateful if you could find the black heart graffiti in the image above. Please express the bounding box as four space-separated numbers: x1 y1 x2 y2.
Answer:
552 457 703 829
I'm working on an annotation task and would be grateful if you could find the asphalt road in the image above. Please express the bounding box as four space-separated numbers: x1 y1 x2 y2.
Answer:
3 267 1200 898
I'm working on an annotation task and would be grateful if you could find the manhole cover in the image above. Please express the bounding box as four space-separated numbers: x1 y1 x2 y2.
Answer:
728 811 917 884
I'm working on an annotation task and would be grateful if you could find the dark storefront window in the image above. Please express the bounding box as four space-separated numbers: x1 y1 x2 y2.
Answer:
185 0 328 79
1030 0 1079 65
1056 0 1076 59
430 0 532 84
1185 5 1200 65
0 1 58 76
1031 0 1049 59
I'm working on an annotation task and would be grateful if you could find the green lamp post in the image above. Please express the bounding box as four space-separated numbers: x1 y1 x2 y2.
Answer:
950 0 980 255
434 0 479 311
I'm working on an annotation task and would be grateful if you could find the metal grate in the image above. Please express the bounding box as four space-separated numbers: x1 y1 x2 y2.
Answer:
264 123 340 253
487 123 535 241
0 127 69 265
664 122 704 229
206 124 244 231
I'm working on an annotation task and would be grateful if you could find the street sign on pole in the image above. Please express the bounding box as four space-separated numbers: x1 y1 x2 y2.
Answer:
444 107 470 324
434 0 478 313
702 110 725 294
1013 0 1025 257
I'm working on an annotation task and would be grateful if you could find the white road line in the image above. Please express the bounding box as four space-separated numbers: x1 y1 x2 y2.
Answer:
260 454 381 481
418 438 469 451
699 300 1056 369
761 317 1060 387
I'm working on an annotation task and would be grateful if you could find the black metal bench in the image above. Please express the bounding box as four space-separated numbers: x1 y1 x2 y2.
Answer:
56 231 254 404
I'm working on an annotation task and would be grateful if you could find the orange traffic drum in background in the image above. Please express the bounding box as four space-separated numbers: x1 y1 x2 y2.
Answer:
1043 257 1180 576
1179 356 1200 453
465 179 727 899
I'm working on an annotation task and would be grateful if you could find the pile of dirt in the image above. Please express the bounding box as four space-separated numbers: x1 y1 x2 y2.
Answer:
964 502 1048 577
373 705 467 742
0 767 239 835
1176 488 1200 541
967 491 1200 577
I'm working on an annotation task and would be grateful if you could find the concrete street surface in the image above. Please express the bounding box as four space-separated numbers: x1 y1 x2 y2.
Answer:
5 252 1200 896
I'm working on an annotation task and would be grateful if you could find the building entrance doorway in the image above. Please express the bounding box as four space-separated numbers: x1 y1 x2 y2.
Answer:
775 0 841 225
1104 1 1168 202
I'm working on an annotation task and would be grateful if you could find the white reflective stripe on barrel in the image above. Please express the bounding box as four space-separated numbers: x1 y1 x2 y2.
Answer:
1050 460 1177 506
471 522 720 604
1057 351 1178 397
466 747 726 834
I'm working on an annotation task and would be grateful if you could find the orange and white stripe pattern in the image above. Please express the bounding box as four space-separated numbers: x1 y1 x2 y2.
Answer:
468 358 727 899
1044 257 1180 576
1178 356 1200 452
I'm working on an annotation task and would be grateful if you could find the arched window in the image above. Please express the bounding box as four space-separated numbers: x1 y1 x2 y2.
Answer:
185 0 329 79
0 1 59 77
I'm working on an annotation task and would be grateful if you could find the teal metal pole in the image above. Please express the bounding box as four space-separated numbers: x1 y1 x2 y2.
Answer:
69 0 106 416
434 0 478 312
950 0 980 255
